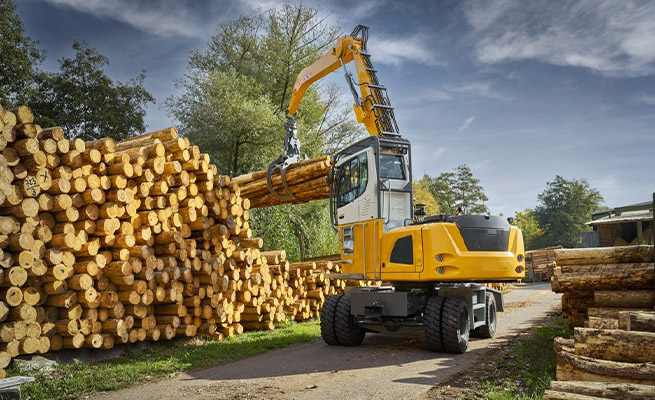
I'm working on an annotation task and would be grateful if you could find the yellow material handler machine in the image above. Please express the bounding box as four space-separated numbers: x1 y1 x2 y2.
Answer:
267 25 525 353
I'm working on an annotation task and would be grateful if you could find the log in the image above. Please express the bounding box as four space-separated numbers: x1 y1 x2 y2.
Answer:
594 290 655 308
548 380 655 399
555 246 654 265
628 312 655 333
574 328 655 363
556 348 655 384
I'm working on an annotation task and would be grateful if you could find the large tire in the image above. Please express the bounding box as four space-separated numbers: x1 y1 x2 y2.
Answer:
320 294 341 345
441 297 470 354
334 295 365 346
424 295 446 352
474 293 496 339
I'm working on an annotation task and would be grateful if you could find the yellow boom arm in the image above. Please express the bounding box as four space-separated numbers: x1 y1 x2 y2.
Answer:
288 25 399 137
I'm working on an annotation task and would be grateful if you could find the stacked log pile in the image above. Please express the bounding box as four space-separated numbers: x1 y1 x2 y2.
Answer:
551 246 654 328
0 105 353 377
547 245 655 394
233 156 332 208
526 246 561 281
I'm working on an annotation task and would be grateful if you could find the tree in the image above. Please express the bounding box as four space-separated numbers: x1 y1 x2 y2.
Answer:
30 41 154 141
413 176 440 215
426 165 489 214
533 175 603 248
514 208 543 250
167 69 280 176
0 0 44 106
169 3 363 259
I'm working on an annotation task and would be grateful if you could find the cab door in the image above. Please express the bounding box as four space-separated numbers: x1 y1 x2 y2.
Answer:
335 148 381 278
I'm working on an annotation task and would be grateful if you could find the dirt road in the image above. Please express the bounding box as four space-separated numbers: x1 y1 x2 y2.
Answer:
92 283 560 400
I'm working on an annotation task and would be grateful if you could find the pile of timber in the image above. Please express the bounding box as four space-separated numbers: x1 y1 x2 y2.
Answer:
232 156 332 208
526 246 561 281
547 245 655 394
0 105 353 377
551 245 654 328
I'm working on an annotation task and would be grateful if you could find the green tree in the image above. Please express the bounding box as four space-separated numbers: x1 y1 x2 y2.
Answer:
0 0 44 106
170 3 364 259
426 165 489 214
31 41 154 141
514 208 543 250
167 69 280 176
533 175 603 248
413 176 440 215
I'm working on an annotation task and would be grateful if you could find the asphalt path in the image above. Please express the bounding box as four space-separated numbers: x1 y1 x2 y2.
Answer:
92 282 560 400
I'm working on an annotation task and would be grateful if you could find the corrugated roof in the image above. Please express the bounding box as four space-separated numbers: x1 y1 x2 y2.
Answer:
588 209 653 225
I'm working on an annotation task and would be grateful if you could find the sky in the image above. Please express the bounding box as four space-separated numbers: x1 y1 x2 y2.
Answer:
14 0 655 216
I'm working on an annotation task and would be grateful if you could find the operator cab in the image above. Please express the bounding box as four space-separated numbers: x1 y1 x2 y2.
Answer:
330 136 413 233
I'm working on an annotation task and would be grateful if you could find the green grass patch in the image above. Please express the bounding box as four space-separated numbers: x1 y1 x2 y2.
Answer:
11 320 321 400
479 314 572 400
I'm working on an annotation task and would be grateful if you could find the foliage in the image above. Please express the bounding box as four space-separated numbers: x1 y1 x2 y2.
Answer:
514 208 544 250
169 3 364 258
14 320 320 400
424 165 489 214
533 176 603 248
30 41 154 141
167 69 280 176
0 0 44 107
413 177 440 215
251 200 339 262
477 314 572 400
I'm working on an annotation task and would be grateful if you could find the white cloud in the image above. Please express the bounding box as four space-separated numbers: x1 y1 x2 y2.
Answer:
444 81 508 100
368 33 442 67
635 93 655 105
457 116 476 134
464 0 655 77
41 0 216 38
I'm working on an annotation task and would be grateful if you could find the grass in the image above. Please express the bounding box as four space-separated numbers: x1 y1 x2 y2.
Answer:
478 314 573 400
10 320 321 400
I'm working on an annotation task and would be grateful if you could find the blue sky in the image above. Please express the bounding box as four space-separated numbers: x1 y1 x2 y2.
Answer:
15 0 655 216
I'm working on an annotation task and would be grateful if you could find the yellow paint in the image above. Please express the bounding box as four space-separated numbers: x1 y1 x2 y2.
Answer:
287 34 387 136
339 221 525 282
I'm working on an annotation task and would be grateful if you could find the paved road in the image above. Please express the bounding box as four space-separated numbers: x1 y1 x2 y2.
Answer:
93 283 560 400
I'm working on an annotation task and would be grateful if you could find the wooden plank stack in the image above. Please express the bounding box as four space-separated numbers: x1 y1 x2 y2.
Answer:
232 156 332 208
526 246 561 281
0 105 354 377
547 245 655 395
551 245 654 328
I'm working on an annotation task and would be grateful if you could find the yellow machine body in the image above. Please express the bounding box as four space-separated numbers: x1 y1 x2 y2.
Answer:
338 219 525 282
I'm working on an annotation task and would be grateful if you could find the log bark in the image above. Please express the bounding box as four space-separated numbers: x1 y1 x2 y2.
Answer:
548 380 655 400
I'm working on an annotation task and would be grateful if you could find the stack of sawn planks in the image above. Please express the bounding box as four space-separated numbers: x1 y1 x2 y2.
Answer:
0 105 354 377
545 245 655 397
526 246 561 281
233 156 332 208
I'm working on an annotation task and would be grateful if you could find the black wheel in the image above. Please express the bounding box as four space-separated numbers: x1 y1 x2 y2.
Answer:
334 295 365 346
441 297 470 354
424 295 446 352
474 293 496 339
320 294 341 345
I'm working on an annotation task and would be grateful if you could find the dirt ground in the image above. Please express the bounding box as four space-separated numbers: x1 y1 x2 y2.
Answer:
90 282 560 400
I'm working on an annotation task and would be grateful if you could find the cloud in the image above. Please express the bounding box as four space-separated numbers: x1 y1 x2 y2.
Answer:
368 32 442 67
463 0 655 77
457 116 476 134
444 81 508 100
635 93 655 105
41 0 220 38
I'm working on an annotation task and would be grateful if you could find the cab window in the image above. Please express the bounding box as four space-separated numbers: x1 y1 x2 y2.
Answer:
379 154 406 180
337 152 369 207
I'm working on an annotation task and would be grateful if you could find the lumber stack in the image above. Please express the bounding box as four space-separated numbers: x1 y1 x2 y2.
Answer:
232 156 332 208
551 245 654 328
548 244 655 392
0 105 358 376
526 246 561 281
